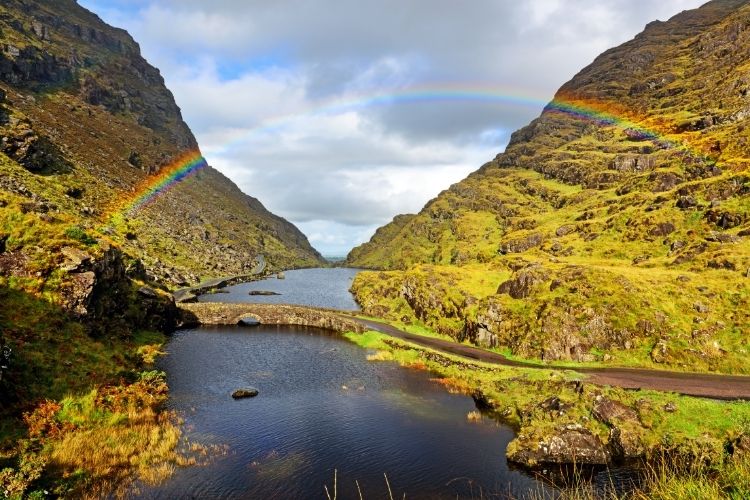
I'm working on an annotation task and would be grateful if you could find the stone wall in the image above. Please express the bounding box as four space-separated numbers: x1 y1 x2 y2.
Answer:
178 303 367 334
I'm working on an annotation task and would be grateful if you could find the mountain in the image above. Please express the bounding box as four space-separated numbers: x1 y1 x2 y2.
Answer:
0 0 324 290
347 0 750 373
0 0 324 445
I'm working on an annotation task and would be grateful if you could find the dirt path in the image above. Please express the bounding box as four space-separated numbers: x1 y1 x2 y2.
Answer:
354 317 750 400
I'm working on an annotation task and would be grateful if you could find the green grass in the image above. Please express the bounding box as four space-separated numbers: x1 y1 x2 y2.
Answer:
344 328 750 498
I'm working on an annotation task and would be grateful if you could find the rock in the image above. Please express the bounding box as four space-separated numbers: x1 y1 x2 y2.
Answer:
31 19 50 40
705 210 744 230
536 396 572 416
663 402 677 413
649 172 683 192
497 269 546 299
705 231 740 244
555 225 576 237
707 259 736 271
137 286 159 298
676 195 698 209
0 123 71 174
277 272 285 279
648 222 676 237
592 396 638 426
499 232 544 254
64 186 84 199
128 150 142 168
632 255 650 265
694 302 710 313
670 240 686 252
59 271 96 317
732 435 750 459
60 246 92 272
651 339 669 363
507 425 611 466
248 290 281 296
612 154 655 172
238 317 261 327
231 387 259 399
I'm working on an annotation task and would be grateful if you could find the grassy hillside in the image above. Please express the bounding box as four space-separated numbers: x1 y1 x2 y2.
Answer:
0 0 324 286
0 0 321 495
347 0 750 373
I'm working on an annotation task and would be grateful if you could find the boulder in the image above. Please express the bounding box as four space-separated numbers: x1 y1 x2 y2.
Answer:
232 387 259 399
651 339 670 363
59 271 96 317
508 424 611 466
499 232 544 254
592 396 644 458
705 231 740 244
705 210 744 230
555 225 576 237
592 396 638 425
648 222 676 237
612 154 655 172
498 269 546 299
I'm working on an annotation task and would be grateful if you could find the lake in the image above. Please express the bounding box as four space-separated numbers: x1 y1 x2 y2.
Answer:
144 268 633 498
143 325 549 499
199 267 362 311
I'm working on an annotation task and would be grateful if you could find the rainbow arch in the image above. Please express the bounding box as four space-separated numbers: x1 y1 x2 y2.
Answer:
111 85 709 219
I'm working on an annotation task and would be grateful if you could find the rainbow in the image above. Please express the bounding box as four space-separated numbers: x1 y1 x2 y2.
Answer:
110 149 208 218
207 84 695 159
112 84 711 220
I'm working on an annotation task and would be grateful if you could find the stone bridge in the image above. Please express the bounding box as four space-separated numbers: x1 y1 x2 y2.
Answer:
178 302 368 334
177 303 750 400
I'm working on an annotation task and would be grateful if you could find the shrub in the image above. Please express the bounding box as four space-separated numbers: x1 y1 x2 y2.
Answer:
63 226 96 246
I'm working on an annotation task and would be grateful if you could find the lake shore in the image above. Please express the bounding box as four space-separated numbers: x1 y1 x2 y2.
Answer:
178 301 750 475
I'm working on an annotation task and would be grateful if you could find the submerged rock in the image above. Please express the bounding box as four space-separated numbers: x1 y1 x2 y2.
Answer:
232 387 259 399
249 290 281 296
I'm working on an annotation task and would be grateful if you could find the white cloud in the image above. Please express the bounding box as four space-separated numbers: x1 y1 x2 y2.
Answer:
80 0 707 255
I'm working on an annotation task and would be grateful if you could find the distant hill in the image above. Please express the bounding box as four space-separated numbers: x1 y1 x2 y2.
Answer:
347 0 750 373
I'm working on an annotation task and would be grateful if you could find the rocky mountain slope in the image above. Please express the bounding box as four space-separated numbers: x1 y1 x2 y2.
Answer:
347 0 750 373
0 0 324 290
0 0 324 463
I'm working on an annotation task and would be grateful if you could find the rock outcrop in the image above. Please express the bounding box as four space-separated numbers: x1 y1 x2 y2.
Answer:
508 424 611 466
56 241 179 334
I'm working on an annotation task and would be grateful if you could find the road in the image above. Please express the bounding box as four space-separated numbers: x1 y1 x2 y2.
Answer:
354 317 750 400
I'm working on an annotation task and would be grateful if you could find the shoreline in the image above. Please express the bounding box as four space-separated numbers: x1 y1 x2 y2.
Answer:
178 302 750 400
176 301 750 473
172 255 269 303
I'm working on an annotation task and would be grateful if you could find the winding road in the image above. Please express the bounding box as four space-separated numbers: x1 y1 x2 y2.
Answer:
353 317 750 400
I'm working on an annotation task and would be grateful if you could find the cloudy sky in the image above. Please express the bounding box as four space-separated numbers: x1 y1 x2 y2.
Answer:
80 0 704 256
